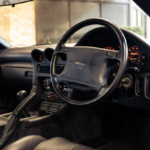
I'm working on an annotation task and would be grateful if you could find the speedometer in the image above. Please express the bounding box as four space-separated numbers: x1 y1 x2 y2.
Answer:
128 46 140 65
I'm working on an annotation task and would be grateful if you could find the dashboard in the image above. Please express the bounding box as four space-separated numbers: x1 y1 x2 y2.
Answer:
0 27 150 111
31 38 149 71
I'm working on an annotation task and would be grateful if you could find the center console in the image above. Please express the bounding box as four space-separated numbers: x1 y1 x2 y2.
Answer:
0 48 72 131
39 78 65 115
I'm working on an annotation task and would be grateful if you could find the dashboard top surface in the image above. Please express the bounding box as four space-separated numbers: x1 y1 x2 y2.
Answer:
0 28 149 70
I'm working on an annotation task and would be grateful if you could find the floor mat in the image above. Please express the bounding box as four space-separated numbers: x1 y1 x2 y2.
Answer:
98 117 150 150
18 107 103 144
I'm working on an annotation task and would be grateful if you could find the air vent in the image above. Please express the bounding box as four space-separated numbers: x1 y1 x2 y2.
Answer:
39 65 64 74
146 77 150 97
39 66 50 73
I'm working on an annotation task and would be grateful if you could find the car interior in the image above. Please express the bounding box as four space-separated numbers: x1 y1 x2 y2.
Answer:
0 0 150 150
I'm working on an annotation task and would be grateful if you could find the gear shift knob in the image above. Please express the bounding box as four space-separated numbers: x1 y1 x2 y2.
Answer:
17 90 27 104
17 90 30 117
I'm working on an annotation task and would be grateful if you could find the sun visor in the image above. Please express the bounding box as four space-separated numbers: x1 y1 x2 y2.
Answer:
0 0 33 6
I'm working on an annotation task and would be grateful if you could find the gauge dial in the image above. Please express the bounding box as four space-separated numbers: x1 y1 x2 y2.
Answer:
104 46 115 51
128 46 140 64
39 54 43 62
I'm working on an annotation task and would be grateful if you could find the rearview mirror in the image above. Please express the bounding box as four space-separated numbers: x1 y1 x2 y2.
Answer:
0 0 33 6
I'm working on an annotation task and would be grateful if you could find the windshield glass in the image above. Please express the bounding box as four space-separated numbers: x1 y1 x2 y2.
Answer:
0 0 149 47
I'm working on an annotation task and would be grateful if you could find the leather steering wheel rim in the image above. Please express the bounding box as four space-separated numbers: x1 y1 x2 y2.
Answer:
50 18 128 106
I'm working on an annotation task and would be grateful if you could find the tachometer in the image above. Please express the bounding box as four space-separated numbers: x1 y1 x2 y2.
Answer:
104 46 115 51
128 46 140 64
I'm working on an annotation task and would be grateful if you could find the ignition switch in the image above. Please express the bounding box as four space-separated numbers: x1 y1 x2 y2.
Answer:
121 78 130 86
120 75 133 89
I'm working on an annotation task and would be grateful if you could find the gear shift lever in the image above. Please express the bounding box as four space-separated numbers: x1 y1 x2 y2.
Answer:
17 90 27 103
17 90 30 117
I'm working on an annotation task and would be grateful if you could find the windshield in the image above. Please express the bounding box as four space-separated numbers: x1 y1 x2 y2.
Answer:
0 0 149 47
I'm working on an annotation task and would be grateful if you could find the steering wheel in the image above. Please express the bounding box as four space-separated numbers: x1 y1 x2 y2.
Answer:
50 18 128 106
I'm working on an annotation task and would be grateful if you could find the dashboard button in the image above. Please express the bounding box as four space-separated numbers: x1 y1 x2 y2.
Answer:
142 54 147 60
46 86 51 90
140 62 146 67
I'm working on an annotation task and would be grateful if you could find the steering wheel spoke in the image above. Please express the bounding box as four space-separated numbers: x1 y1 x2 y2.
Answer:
62 46 118 58
62 46 120 63
115 50 122 62
98 86 109 96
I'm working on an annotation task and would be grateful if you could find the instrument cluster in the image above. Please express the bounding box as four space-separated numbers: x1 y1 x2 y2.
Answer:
104 45 147 68
31 48 54 63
